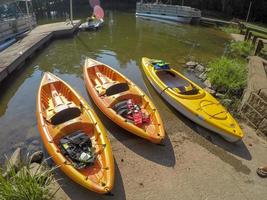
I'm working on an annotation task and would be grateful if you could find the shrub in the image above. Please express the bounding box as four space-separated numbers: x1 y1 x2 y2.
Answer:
220 25 240 34
207 57 247 95
227 40 254 58
0 160 57 200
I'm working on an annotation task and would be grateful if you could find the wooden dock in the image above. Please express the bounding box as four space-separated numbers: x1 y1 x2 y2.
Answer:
200 17 237 26
0 20 81 83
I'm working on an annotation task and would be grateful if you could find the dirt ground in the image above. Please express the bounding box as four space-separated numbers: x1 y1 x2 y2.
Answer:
230 33 245 41
53 94 267 200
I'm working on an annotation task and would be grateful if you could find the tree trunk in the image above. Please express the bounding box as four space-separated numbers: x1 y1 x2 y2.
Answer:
221 0 226 12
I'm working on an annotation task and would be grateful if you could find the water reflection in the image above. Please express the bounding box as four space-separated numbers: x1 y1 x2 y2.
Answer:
0 11 229 158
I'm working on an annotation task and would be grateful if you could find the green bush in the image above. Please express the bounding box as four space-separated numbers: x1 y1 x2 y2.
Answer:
0 160 57 200
207 57 247 94
220 25 240 34
227 40 254 58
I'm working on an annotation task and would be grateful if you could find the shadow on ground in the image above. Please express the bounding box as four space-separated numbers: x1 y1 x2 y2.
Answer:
143 84 252 174
88 93 176 168
56 160 126 200
140 69 252 162
166 100 252 161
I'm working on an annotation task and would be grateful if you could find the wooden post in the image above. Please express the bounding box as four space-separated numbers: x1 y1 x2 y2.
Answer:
25 0 29 16
245 28 250 40
247 31 253 41
246 1 252 22
254 40 264 56
252 35 258 45
239 23 245 34
25 0 33 30
70 0 73 25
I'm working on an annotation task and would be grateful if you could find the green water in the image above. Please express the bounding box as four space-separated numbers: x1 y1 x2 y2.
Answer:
0 11 230 157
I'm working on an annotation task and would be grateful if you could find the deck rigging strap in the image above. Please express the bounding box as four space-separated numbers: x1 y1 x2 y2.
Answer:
160 86 170 95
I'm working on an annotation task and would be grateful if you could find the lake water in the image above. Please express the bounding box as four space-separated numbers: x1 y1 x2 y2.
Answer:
0 10 230 159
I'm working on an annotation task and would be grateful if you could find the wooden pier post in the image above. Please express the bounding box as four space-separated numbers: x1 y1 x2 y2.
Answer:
244 28 250 40
252 35 258 45
254 40 264 56
70 0 73 25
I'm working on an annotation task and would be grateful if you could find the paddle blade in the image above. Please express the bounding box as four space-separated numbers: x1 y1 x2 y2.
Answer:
89 0 100 7
94 5 104 19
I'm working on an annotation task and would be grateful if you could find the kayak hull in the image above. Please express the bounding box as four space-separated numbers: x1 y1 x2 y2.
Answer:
83 58 165 144
141 57 244 143
136 13 192 24
36 72 114 194
79 19 104 31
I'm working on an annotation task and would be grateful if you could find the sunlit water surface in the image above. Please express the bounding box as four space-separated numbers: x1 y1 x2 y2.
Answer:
0 11 230 159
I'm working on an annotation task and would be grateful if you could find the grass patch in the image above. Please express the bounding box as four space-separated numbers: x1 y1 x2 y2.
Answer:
0 159 57 200
220 25 240 34
226 40 254 58
207 57 247 96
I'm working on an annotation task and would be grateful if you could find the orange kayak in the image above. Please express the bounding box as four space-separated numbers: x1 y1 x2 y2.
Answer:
36 72 114 194
83 58 165 144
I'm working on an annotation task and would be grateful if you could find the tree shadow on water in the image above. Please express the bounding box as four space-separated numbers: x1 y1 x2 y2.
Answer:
56 160 126 200
88 93 176 167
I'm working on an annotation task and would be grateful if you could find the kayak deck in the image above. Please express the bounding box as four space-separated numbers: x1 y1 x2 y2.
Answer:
37 72 114 193
84 58 165 143
157 70 192 88
141 57 244 142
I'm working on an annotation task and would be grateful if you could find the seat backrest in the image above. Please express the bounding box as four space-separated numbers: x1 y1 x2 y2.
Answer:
50 107 81 125
105 82 129 96
46 84 81 125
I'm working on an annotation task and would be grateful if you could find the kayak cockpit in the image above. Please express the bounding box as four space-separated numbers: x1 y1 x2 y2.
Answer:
85 63 163 139
87 65 130 97
156 70 198 95
37 72 114 193
43 83 81 125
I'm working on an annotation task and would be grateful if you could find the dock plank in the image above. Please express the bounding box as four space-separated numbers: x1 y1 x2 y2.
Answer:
200 17 237 26
0 20 81 83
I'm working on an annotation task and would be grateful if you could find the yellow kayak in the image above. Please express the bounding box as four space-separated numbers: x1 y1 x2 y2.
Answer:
141 57 244 142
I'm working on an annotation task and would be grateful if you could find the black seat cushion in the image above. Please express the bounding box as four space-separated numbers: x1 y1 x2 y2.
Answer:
50 107 81 125
106 83 129 96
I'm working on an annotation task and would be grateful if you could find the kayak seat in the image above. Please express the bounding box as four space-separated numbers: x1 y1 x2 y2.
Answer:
106 83 129 96
94 68 129 96
156 71 198 95
45 84 81 125
49 107 81 125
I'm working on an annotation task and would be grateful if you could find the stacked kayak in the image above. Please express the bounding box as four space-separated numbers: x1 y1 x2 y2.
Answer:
79 18 104 31
141 57 244 142
83 58 165 144
36 72 114 194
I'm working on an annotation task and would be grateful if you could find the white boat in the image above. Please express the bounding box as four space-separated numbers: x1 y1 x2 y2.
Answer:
79 18 104 31
136 2 201 24
0 1 36 42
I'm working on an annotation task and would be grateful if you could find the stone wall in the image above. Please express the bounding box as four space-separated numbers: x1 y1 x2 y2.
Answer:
240 56 267 138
